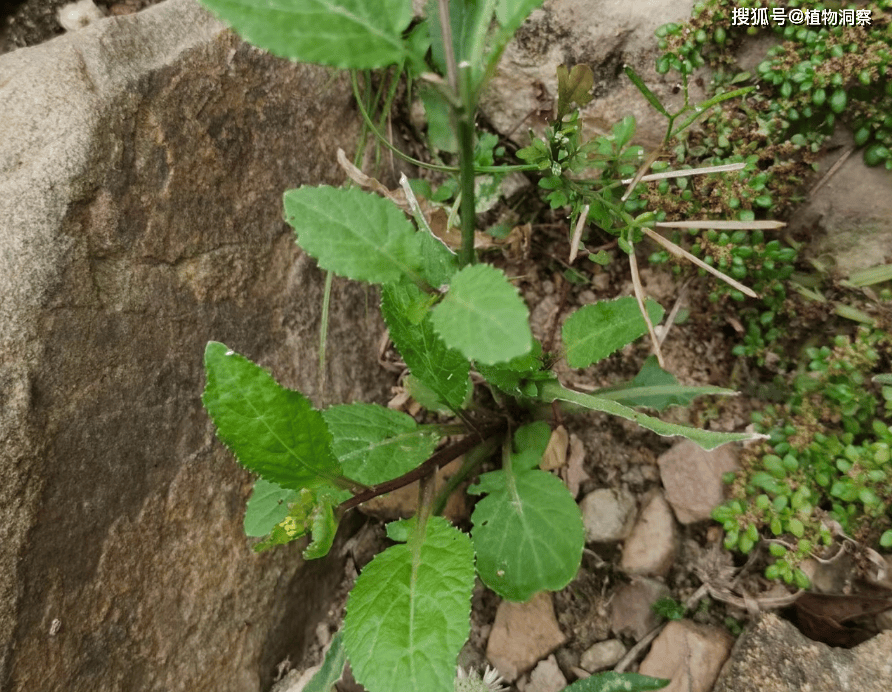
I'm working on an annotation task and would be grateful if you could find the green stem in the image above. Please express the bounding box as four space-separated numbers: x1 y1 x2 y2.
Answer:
457 66 477 268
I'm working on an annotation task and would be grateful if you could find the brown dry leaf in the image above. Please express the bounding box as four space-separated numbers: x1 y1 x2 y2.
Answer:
541 425 569 471
560 433 589 498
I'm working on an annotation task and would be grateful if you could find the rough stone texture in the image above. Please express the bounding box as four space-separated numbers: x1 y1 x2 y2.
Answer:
639 620 734 692
522 654 567 692
486 592 567 682
579 638 626 673
480 0 702 148
713 614 892 692
0 1 388 690
658 440 740 524
609 577 670 641
791 129 892 276
620 491 676 577
579 487 637 543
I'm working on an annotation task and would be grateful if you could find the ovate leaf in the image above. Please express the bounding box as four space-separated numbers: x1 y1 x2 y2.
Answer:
562 297 664 368
199 0 412 69
304 631 347 692
538 381 762 451
561 671 669 691
202 342 342 489
432 264 532 365
594 355 735 411
382 282 471 411
322 403 440 486
253 485 350 559
556 64 594 120
469 424 584 601
244 478 296 537
343 516 475 692
284 186 425 285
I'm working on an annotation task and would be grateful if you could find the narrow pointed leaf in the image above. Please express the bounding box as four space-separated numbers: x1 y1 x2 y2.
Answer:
432 264 532 365
304 632 347 692
202 342 342 489
382 282 471 411
199 0 413 69
469 424 584 601
539 381 763 451
593 355 735 411
561 671 669 691
322 403 440 486
562 297 664 368
284 186 425 285
344 516 475 692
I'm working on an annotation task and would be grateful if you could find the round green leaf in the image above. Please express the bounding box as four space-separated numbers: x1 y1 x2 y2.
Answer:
432 264 532 365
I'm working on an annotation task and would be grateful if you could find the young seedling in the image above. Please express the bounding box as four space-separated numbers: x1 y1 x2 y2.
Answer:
197 2 763 690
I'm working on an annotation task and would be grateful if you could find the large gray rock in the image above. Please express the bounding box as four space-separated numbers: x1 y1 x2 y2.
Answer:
713 613 892 692
0 1 388 690
480 0 702 148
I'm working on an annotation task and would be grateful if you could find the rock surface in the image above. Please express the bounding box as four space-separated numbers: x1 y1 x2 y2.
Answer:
521 654 568 692
712 613 892 692
480 0 702 148
579 639 627 673
609 578 670 641
620 491 676 577
486 593 567 682
0 1 385 690
657 440 740 524
639 620 734 692
579 487 637 542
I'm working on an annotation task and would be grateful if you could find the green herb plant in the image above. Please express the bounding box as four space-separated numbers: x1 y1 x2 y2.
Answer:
196 2 761 691
714 327 892 587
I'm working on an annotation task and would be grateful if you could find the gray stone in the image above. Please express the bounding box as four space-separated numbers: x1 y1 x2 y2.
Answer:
639 620 734 692
0 1 387 690
609 577 669 641
579 487 637 542
620 491 676 577
658 440 740 525
713 614 892 692
480 0 703 148
579 639 626 673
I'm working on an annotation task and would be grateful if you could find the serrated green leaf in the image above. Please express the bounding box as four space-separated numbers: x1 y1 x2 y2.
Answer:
475 339 554 396
244 478 296 537
539 381 760 451
304 631 347 692
469 425 584 601
562 297 664 368
199 0 412 69
612 115 636 149
253 486 350 558
560 671 669 692
284 186 425 285
382 282 472 412
202 342 343 489
322 403 440 486
417 224 459 287
593 355 735 411
432 264 532 365
344 516 475 692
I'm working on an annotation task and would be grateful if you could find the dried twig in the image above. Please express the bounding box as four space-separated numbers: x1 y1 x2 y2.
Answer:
628 249 665 367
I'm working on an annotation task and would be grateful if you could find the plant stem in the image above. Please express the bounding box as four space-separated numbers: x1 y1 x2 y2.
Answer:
431 434 501 516
337 421 508 512
457 107 477 267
